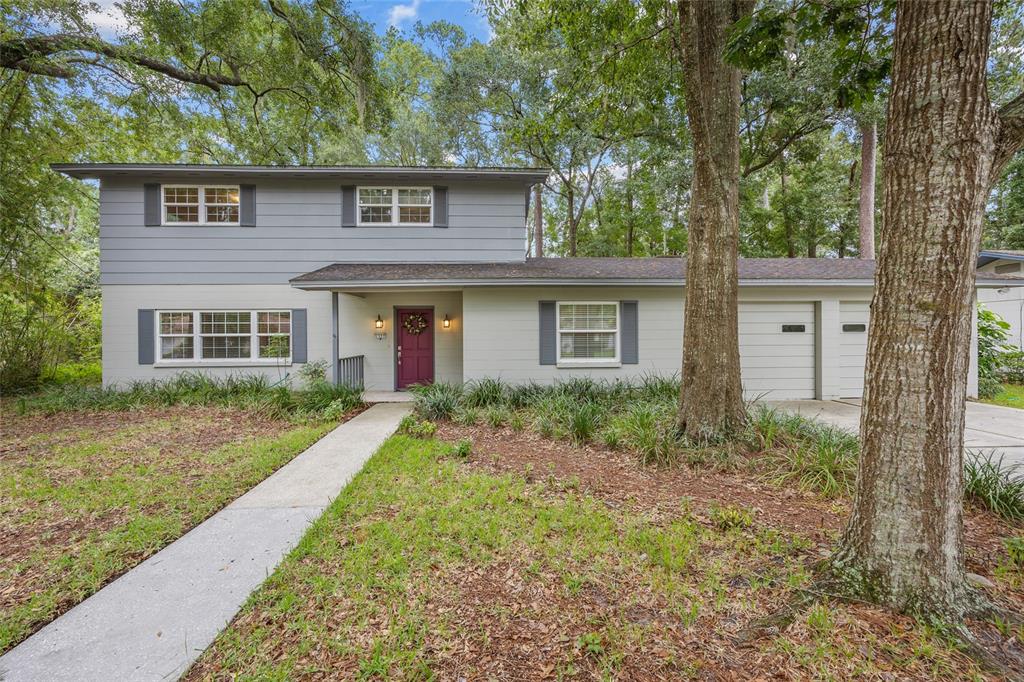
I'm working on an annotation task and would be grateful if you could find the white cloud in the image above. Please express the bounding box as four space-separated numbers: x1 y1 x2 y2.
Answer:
85 0 128 38
387 0 422 27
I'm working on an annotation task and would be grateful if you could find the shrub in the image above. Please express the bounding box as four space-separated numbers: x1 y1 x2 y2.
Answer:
398 414 437 439
463 377 506 408
709 504 754 531
534 413 557 439
998 350 1024 385
321 398 353 421
485 407 507 428
601 425 624 450
621 403 677 466
1005 537 1024 567
41 361 102 386
296 360 329 386
455 407 480 426
979 374 1003 400
17 372 362 421
453 438 472 458
765 424 858 498
411 382 463 421
978 305 1015 393
567 401 604 444
964 452 1024 521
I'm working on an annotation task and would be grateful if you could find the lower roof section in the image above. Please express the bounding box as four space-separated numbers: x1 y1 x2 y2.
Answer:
290 256 1024 290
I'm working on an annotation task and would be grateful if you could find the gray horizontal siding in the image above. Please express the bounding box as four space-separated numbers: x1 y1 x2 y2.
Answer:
99 178 528 285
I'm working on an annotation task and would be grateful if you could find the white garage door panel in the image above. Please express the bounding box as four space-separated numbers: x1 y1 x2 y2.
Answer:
840 301 870 398
739 302 816 400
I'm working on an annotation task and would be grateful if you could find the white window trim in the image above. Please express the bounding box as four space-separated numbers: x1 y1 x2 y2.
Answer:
556 301 621 367
154 310 292 366
161 185 240 226
356 186 433 227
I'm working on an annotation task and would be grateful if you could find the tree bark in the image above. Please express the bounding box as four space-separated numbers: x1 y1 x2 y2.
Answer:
779 156 796 258
832 0 1022 618
566 184 577 257
858 119 877 259
675 0 751 439
625 155 635 257
534 184 544 258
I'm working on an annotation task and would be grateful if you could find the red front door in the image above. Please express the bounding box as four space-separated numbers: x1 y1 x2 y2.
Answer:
396 308 434 389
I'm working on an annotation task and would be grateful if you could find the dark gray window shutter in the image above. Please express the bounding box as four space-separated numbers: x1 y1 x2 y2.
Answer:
341 186 356 227
144 184 161 226
291 309 307 363
138 309 155 364
433 186 448 228
239 184 256 226
620 300 638 364
539 300 556 365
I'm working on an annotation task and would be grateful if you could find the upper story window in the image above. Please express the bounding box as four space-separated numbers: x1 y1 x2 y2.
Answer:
163 185 239 225
358 187 432 226
557 302 619 363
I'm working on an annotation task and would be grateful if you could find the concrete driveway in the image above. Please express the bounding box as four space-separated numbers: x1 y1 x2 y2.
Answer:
769 399 1024 468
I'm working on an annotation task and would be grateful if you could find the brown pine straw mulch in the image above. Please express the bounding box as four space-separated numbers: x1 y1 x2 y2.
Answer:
433 422 1024 679
438 422 1020 584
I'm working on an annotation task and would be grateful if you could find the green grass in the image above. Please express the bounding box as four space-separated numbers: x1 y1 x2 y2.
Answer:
0 413 334 653
981 383 1024 409
187 435 976 680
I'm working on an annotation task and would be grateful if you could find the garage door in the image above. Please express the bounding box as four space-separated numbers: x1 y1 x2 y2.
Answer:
739 302 816 400
839 301 870 398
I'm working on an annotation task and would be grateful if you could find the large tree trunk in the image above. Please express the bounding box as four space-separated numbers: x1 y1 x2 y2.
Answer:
832 0 1023 617
675 0 751 439
858 119 877 259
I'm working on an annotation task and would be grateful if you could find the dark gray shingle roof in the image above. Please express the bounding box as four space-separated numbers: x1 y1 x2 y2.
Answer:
292 257 1024 288
292 257 880 285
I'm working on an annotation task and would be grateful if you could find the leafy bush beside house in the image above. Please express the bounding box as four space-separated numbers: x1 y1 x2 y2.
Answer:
978 304 1016 399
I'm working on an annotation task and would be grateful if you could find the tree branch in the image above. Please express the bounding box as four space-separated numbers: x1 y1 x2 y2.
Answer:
995 90 1024 176
0 34 246 91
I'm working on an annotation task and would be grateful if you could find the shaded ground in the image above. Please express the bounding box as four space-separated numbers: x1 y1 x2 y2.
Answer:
187 427 1024 681
0 405 358 653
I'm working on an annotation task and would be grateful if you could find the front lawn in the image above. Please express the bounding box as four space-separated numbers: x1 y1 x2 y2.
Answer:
187 430 1021 679
982 383 1024 409
0 400 357 654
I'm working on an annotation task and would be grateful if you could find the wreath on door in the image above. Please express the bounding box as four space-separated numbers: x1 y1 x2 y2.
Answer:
403 313 429 335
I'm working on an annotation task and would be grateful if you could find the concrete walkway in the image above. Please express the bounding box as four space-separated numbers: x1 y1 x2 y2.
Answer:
0 402 411 682
770 399 1024 467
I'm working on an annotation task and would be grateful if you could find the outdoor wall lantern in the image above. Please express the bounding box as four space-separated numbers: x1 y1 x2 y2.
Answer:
443 314 451 329
374 314 386 341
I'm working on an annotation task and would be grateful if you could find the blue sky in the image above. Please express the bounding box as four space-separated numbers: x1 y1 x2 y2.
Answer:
87 0 492 43
354 0 492 41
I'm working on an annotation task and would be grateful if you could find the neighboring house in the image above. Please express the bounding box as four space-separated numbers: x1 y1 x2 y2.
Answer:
53 164 1024 400
977 250 1024 349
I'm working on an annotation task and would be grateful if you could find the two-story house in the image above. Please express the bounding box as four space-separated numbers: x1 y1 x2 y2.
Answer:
53 163 1024 400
